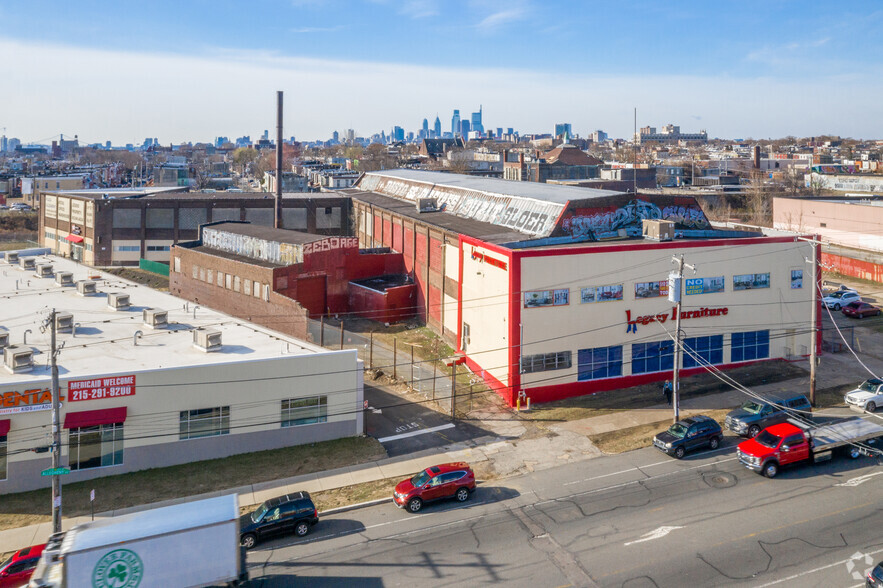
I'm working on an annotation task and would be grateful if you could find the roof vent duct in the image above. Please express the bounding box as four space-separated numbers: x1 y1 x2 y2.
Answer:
0 331 9 351
35 263 54 278
55 272 74 286
5 252 19 264
416 197 439 213
76 280 97 296
143 308 168 329
55 312 74 333
193 327 222 352
107 292 131 311
18 257 36 271
4 345 34 373
642 219 675 242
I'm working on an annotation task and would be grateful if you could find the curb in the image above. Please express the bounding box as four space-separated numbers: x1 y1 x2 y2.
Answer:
319 497 392 516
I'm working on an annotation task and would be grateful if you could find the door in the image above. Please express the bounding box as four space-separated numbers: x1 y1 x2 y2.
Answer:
423 474 458 501
0 557 39 588
259 506 286 539
781 434 809 465
685 426 704 452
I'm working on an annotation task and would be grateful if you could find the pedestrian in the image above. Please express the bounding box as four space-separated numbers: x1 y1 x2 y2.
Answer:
663 380 673 405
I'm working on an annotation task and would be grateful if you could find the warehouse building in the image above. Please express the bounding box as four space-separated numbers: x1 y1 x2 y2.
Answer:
347 170 816 406
0 253 363 493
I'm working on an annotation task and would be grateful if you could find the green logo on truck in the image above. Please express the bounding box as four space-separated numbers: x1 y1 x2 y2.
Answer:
92 549 143 588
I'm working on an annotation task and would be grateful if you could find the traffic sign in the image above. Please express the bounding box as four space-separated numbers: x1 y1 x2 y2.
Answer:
41 467 71 476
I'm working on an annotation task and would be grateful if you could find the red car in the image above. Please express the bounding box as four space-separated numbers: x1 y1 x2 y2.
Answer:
393 462 475 513
0 544 45 588
842 301 882 319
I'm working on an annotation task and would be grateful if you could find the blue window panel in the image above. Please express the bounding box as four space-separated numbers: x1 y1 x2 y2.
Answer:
578 345 623 381
731 330 769 363
683 335 723 368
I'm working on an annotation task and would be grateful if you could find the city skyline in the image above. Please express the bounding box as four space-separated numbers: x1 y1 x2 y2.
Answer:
2 1 883 143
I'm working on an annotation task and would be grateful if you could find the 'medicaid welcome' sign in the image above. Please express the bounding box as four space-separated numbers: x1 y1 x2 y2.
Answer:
68 375 136 402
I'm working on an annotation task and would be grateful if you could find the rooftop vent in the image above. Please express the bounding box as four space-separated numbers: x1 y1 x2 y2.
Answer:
416 197 439 213
0 331 9 351
55 271 74 286
76 280 97 296
5 252 19 264
55 312 73 333
143 308 168 329
4 345 34 374
193 327 222 352
35 263 54 278
642 219 675 242
18 257 36 271
107 292 131 311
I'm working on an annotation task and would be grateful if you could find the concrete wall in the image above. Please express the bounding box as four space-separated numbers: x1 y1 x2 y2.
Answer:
774 197 883 253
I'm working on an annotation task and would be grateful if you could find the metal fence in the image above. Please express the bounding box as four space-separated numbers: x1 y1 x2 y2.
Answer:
138 258 170 277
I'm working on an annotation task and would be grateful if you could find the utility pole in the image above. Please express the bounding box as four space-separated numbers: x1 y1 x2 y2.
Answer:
798 236 820 406
274 90 284 229
669 255 696 423
49 309 63 533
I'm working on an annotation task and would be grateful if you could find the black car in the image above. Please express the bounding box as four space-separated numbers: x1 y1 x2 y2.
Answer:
869 561 883 587
239 491 318 549
724 393 812 438
653 415 723 459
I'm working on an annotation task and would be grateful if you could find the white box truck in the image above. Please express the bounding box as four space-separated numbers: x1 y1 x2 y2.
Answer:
28 494 248 587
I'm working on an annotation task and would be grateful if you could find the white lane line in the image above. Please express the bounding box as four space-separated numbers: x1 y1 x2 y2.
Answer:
378 423 456 443
562 446 733 487
836 471 883 487
754 546 883 587
623 525 683 546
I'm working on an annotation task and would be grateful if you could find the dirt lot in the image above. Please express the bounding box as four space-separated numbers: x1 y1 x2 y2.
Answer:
0 437 386 532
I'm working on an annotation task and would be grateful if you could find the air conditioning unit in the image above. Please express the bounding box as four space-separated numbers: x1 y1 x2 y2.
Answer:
642 219 675 242
18 257 36 271
76 280 97 296
35 263 53 278
5 252 19 264
4 345 34 374
107 292 131 311
416 197 439 213
143 308 168 329
55 271 74 286
0 331 9 351
55 312 73 333
193 327 222 352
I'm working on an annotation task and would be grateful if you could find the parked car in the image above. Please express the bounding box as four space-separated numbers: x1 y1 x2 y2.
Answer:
239 491 318 549
822 290 861 310
652 415 723 459
868 561 883 587
842 301 882 319
0 544 44 588
393 462 475 513
845 378 883 413
725 393 812 438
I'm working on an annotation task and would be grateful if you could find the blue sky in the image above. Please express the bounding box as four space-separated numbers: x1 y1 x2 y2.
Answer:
2 1 882 144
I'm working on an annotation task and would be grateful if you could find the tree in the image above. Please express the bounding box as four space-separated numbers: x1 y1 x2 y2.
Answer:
745 170 771 226
231 147 259 174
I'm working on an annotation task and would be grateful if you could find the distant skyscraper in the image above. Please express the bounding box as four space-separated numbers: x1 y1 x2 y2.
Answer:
506 128 513 135
7 138 20 152
496 128 503 138
0 135 7 152
345 129 356 143
393 126 405 142
460 120 471 137
554 123 572 138
452 110 461 136
332 130 339 142
433 116 441 138
422 118 429 138
470 106 483 135
106 140 112 149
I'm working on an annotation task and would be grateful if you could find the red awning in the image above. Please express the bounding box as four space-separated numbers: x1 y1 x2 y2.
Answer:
0 419 9 436
63 407 127 429
65 234 85 244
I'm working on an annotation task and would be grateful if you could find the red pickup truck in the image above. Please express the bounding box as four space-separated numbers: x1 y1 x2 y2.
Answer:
737 417 883 478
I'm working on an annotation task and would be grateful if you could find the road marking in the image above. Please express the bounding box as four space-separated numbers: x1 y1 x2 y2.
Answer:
562 446 732 487
378 423 456 443
754 545 883 587
623 525 683 546
836 471 883 487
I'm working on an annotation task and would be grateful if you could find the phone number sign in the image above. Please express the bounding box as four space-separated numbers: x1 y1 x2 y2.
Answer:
68 375 136 402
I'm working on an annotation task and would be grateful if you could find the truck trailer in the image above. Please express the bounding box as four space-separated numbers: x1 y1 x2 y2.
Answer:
28 494 248 587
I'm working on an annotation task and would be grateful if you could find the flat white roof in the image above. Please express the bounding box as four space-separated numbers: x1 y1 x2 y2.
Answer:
0 253 328 386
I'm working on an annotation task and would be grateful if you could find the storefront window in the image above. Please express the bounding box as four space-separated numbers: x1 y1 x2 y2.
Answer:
731 330 770 362
69 423 123 470
180 407 230 439
281 397 328 427
631 341 674 374
522 351 572 374
683 335 724 368
577 346 622 381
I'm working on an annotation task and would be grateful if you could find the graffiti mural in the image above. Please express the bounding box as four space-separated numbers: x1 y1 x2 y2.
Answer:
560 199 709 238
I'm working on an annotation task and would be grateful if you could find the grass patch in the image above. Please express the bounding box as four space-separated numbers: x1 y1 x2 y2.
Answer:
0 241 37 251
103 267 170 291
589 408 732 455
0 436 386 532
523 361 808 423
312 478 396 512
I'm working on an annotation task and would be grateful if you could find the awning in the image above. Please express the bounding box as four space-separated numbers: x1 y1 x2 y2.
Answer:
65 234 84 244
63 407 127 429
0 419 9 436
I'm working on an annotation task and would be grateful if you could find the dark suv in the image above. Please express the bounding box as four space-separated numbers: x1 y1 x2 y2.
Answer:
239 491 318 549
393 462 476 513
725 393 811 438
653 415 723 459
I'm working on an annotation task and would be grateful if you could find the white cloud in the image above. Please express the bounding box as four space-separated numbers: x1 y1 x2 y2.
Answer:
476 7 527 29
1 37 881 144
399 0 440 19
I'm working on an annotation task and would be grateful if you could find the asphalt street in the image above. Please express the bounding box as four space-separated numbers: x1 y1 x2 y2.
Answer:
243 418 883 587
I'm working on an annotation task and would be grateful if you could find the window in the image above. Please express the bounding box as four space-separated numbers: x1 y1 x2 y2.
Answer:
0 435 6 480
114 245 140 252
521 351 572 374
233 276 241 292
192 264 199 279
577 345 622 381
225 274 232 289
790 270 803 289
281 397 327 427
682 335 724 368
174 257 181 273
244 278 252 295
179 406 230 439
206 269 213 284
253 281 261 298
146 245 170 252
217 271 224 287
732 330 770 362
631 341 674 374
733 273 770 291
69 423 123 470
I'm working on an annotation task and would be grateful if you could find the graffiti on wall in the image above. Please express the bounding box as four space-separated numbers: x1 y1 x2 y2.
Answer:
560 199 709 237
